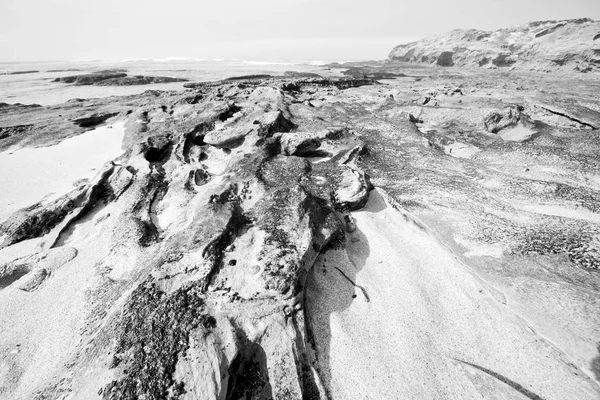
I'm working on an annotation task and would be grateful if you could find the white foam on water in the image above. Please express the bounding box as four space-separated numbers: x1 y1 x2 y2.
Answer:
0 122 125 221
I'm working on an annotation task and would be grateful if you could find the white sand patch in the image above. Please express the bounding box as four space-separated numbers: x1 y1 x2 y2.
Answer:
520 204 600 224
454 235 505 258
499 124 536 142
464 244 505 258
444 142 480 158
306 189 600 399
0 122 124 221
0 200 127 399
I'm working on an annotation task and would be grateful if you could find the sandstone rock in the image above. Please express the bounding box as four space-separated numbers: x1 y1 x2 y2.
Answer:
484 106 522 133
334 167 373 211
204 126 253 148
280 131 323 156
389 18 600 73
2 66 600 400
16 268 48 291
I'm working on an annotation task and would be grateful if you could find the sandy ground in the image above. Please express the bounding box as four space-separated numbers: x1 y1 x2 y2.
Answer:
306 189 600 399
0 122 125 221
0 124 128 399
0 203 126 399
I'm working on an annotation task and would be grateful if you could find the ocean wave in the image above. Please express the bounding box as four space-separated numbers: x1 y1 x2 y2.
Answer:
243 61 299 66
153 57 206 62
122 58 151 62
307 60 355 66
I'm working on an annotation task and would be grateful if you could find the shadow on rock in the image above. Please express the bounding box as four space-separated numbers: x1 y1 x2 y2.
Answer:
304 223 371 396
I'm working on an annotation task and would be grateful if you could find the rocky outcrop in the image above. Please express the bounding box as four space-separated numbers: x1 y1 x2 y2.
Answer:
0 70 39 75
0 75 377 400
388 18 600 73
483 105 523 133
1 69 600 400
53 71 188 86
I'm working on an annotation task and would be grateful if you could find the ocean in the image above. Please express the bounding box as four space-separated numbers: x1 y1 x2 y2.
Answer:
0 58 346 106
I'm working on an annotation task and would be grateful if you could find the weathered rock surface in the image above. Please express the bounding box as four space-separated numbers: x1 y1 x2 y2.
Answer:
389 18 600 73
0 64 600 400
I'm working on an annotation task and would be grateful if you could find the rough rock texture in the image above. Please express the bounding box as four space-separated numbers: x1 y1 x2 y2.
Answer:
0 75 375 400
1 65 600 400
389 18 600 73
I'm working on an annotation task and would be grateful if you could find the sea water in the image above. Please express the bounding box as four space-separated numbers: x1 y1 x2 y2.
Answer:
0 58 346 106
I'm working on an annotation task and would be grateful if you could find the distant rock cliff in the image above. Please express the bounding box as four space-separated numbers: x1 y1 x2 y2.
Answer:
388 18 600 73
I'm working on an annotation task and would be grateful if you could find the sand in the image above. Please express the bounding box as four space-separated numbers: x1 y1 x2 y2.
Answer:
0 122 125 221
306 189 600 399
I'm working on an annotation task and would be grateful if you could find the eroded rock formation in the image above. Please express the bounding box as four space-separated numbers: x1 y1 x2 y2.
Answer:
1 65 600 399
388 18 600 73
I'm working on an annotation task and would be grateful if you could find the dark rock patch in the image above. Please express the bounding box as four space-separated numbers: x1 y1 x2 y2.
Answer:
437 52 455 67
0 124 34 140
283 71 322 78
225 74 273 81
103 280 215 400
492 53 517 67
0 265 29 289
54 71 187 86
72 113 118 128
0 70 39 75
54 72 127 85
217 103 242 122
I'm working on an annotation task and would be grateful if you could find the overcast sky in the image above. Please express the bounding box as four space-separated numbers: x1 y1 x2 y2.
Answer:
1 0 599 62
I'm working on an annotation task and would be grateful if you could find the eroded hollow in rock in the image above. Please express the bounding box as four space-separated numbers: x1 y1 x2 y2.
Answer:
218 104 242 122
144 144 172 164
0 265 29 289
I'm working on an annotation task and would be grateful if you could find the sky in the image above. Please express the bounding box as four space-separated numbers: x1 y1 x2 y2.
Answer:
1 0 599 62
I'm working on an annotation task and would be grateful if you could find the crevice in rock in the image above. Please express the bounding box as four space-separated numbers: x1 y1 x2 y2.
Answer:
148 177 170 239
132 174 168 247
333 266 370 302
294 302 328 400
0 197 79 249
218 103 242 122
541 107 598 130
224 326 273 400
182 122 213 163
202 202 252 290
0 163 126 249
52 167 117 247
